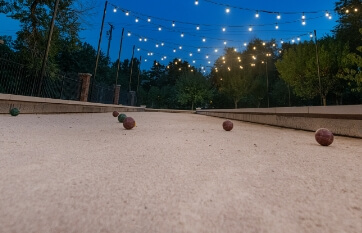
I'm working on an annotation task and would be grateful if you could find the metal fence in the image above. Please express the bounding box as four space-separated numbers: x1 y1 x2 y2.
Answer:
0 56 118 104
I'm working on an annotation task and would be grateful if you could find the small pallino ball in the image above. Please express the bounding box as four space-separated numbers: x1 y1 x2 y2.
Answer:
222 120 233 131
112 111 119 117
118 113 127 123
9 108 20 116
123 117 136 130
315 128 334 146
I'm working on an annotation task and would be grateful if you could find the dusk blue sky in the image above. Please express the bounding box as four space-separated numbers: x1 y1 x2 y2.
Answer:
0 0 338 72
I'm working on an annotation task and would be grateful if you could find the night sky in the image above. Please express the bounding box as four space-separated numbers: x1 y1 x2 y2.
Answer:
0 0 338 71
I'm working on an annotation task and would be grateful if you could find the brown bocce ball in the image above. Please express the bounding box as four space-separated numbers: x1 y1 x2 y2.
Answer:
123 117 136 130
223 120 233 131
112 111 119 117
315 128 334 146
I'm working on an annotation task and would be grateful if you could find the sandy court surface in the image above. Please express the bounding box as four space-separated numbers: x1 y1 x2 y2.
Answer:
0 112 361 233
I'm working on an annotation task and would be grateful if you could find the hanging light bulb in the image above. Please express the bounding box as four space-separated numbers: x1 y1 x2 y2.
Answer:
302 13 306 19
137 48 140 51
127 32 131 36
226 8 230 13
214 49 218 53
135 18 139 23
113 8 117 13
125 11 129 16
189 53 193 57
193 60 196 63
302 20 306 25
161 42 164 46
158 27 162 31
196 25 200 30
202 38 206 42
275 23 279 29
325 11 330 17
139 37 142 41
255 11 259 18
243 43 247 46
224 41 227 45
206 55 209 59
248 26 253 31
197 48 201 52
147 17 151 22
156 44 159 48
181 32 184 37
222 27 226 32
173 49 176 53
277 13 281 19
172 21 175 27
179 46 182 50
195 0 199 5
144 38 147 42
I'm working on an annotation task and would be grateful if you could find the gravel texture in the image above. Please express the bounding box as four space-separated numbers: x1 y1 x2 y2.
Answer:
0 112 361 233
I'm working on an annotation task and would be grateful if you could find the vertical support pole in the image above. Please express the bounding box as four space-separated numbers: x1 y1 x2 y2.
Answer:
115 28 124 86
314 30 323 106
93 1 108 83
38 0 60 97
128 45 135 92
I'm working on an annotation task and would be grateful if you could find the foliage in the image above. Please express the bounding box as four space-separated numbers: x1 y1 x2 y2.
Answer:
333 0 362 53
339 29 362 92
175 70 213 110
275 37 349 105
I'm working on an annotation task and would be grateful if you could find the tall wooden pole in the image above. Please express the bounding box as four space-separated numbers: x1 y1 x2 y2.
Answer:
38 0 60 96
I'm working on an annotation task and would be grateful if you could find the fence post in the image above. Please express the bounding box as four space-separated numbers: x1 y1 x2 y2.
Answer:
113 85 121 105
78 73 92 102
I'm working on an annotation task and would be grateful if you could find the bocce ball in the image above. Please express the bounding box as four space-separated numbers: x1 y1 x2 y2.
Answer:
9 108 20 116
123 117 136 130
223 120 233 131
112 111 119 117
315 128 334 146
118 113 127 123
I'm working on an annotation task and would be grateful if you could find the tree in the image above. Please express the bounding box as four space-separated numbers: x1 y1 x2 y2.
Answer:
275 38 348 106
333 0 362 54
4 0 95 73
339 29 362 92
175 70 213 110
211 48 251 108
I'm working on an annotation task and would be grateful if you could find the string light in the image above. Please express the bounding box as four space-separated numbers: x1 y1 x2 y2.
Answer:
110 2 335 71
